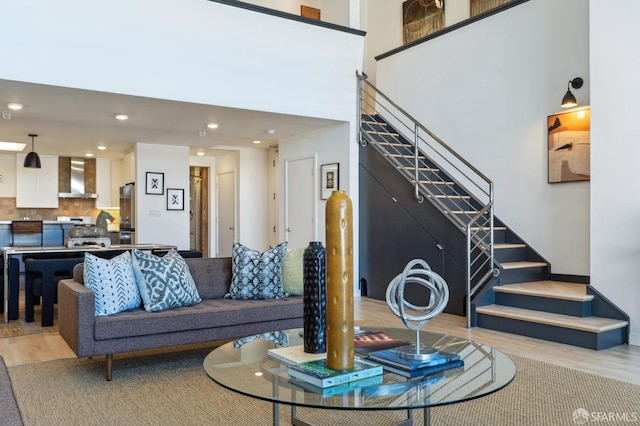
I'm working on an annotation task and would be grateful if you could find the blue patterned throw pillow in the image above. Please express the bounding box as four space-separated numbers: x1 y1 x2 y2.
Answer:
132 249 201 312
83 251 141 316
226 241 288 300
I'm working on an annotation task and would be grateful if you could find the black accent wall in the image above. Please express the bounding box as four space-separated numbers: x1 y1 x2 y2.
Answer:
359 144 468 316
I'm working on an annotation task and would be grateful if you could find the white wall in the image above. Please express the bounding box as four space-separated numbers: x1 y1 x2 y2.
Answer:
590 0 640 345
278 122 359 292
0 154 17 198
135 144 190 249
2 0 363 125
376 0 591 276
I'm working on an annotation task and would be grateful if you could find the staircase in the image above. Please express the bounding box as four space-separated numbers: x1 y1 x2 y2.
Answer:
357 72 629 350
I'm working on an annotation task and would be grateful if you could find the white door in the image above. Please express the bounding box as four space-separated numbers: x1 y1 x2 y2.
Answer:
216 171 236 257
284 156 315 250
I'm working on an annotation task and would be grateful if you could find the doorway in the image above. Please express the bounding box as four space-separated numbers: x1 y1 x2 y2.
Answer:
189 166 209 257
284 155 316 250
216 170 236 257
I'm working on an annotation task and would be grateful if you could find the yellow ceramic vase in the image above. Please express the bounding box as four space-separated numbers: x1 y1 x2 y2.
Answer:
325 190 354 370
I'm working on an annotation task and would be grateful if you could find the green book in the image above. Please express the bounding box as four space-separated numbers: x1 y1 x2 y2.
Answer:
288 358 383 388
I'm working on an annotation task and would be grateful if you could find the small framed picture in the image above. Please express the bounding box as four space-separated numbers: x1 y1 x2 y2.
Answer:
166 188 184 210
320 163 339 200
146 172 164 195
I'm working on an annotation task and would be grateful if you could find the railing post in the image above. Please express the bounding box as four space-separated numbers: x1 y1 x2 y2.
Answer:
356 71 364 146
414 123 423 203
466 225 472 328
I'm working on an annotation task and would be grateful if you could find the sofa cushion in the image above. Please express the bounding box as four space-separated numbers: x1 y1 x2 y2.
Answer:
83 252 141 316
225 241 288 300
93 297 303 340
184 257 232 300
282 248 304 296
132 249 201 312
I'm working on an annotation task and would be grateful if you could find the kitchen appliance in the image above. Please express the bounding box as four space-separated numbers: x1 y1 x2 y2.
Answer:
58 157 99 199
119 183 135 244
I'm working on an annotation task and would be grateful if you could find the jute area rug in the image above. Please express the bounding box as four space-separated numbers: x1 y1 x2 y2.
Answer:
8 345 640 426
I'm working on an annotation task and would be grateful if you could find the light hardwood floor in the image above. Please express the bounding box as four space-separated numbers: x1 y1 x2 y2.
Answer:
2 297 639 385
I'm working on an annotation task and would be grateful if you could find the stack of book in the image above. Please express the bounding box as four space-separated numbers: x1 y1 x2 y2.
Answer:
288 358 383 388
367 347 464 378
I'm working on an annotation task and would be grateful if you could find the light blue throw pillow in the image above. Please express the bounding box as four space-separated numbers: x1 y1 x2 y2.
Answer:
131 249 201 312
83 251 141 316
225 241 288 300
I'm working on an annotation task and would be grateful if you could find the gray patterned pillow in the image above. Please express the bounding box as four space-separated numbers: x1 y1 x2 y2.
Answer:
132 249 201 312
225 241 288 300
83 251 141 316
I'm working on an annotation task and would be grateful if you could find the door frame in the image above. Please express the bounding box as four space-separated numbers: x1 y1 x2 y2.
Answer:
283 153 318 244
215 169 237 257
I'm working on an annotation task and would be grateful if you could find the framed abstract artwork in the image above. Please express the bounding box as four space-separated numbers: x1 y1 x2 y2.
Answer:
321 163 339 200
166 188 184 210
547 108 590 183
146 172 164 195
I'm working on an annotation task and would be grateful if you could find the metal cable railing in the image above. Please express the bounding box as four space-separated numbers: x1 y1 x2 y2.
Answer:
357 72 499 327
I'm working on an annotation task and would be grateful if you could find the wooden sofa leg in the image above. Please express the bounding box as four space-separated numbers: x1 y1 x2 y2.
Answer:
106 354 113 381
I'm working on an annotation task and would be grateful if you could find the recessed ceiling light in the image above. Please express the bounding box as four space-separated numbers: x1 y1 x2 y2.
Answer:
85 153 94 157
97 145 107 150
266 129 276 135
0 141 27 152
197 152 205 156
114 114 130 120
7 103 24 110
207 122 219 129
253 140 262 144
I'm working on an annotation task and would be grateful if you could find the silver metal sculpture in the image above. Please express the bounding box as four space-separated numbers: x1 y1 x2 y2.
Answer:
386 259 449 361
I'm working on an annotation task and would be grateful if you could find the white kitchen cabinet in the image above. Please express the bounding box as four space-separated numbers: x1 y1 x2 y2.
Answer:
96 158 124 208
123 151 136 184
16 154 59 208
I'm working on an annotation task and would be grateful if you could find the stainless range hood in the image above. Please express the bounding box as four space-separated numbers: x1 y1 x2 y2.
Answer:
58 157 99 199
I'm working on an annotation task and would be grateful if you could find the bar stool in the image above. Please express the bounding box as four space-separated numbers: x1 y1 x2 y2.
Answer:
0 258 20 320
24 256 85 326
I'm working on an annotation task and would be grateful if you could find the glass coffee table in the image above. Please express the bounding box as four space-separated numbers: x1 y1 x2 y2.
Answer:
203 327 515 426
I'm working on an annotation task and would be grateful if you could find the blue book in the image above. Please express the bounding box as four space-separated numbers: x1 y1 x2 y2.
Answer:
367 347 461 372
376 358 464 378
288 358 383 388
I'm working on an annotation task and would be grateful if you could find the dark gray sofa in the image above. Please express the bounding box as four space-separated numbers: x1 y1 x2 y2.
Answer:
58 257 303 380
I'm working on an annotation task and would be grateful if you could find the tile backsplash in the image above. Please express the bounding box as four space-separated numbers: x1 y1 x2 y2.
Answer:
0 197 119 223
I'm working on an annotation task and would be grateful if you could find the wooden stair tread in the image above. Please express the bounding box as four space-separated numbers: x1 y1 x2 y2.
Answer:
476 305 628 333
494 243 526 249
500 261 547 270
494 281 593 302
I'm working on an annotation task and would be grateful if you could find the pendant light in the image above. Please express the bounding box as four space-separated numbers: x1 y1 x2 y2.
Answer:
24 134 42 168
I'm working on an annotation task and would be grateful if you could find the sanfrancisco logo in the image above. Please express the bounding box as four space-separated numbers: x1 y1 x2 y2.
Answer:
573 408 639 423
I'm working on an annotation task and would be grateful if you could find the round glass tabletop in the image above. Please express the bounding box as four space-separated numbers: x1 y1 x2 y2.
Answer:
203 327 516 411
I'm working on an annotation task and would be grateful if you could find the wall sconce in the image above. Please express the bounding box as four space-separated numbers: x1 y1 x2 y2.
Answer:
561 77 583 108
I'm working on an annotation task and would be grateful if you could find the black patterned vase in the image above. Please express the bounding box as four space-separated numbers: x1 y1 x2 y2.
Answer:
303 241 327 354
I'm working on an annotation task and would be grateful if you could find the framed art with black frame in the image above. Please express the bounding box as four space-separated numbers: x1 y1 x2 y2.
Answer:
167 188 184 210
320 163 339 200
146 172 164 195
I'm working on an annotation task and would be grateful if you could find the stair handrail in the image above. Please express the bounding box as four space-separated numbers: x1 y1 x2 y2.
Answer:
357 72 492 198
357 71 498 327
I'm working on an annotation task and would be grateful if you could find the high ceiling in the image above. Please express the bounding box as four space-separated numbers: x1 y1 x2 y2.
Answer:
0 79 342 160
